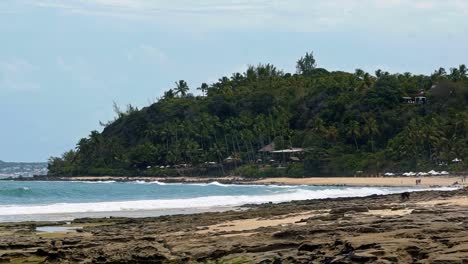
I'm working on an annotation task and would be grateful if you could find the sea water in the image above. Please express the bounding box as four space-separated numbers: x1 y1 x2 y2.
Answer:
0 180 455 222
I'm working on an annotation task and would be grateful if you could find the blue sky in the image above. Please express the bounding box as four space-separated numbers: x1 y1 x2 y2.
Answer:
1 0 467 162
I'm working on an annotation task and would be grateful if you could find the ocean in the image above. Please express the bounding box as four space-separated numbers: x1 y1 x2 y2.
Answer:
0 180 454 222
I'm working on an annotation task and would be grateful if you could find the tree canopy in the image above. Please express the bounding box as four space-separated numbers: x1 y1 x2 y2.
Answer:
48 53 468 177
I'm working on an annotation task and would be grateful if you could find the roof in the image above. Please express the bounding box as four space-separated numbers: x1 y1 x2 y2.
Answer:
271 148 304 153
258 143 275 152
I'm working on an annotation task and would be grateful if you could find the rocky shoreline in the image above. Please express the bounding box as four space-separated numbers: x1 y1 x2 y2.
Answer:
1 188 467 263
2 175 251 185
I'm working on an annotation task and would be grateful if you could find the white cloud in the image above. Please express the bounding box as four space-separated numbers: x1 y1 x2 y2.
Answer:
0 59 39 92
54 56 103 90
125 45 167 66
18 0 468 34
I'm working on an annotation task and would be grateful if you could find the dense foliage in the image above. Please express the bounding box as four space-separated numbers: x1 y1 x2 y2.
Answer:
48 53 468 177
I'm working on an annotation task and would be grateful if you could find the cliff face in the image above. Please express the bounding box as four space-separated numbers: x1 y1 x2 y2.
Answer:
47 64 468 177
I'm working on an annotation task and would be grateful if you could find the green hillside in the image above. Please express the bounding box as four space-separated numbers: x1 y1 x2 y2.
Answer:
48 53 468 177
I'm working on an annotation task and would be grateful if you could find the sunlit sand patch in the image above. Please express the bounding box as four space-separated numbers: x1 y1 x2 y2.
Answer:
220 232 258 238
363 209 413 217
417 197 468 207
197 211 318 234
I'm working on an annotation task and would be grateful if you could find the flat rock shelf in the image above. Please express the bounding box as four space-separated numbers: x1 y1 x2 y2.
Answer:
0 188 467 263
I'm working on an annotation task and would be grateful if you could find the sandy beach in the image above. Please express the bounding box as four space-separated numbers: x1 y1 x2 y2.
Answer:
254 176 466 188
59 175 468 188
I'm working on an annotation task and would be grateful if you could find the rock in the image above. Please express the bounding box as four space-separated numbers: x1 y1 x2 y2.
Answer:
431 256 463 264
311 214 343 221
53 240 63 248
405 245 428 260
297 243 322 252
272 230 302 239
356 227 379 233
382 255 399 262
355 243 380 250
348 252 378 262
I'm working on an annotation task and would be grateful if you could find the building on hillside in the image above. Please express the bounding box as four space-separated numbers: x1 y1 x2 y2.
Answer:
402 91 426 104
258 143 305 163
258 143 275 153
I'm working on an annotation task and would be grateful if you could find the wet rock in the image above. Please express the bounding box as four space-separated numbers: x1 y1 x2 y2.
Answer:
272 230 303 239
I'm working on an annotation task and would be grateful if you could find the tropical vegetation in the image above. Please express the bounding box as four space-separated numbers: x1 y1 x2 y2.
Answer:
48 52 468 177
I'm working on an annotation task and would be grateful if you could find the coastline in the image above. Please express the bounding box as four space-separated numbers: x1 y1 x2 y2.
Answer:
8 175 467 188
1 187 467 263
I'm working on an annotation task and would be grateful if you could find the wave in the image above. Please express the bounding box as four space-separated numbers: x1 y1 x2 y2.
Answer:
134 180 167 185
74 181 117 184
0 186 433 216
0 187 32 196
207 181 229 187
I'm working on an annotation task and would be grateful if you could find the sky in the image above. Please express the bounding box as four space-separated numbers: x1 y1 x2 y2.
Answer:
1 0 467 162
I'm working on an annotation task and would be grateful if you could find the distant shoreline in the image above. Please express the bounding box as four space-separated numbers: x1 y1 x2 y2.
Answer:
4 175 466 188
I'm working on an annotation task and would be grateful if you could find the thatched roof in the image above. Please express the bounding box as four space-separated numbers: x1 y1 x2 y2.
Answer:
258 143 275 152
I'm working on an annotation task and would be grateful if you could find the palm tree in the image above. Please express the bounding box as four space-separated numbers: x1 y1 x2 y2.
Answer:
364 117 379 152
174 80 189 97
354 69 365 79
375 69 383 78
450 68 461 81
296 52 316 75
164 89 175 99
325 126 338 142
436 67 447 78
143 124 158 143
312 118 326 133
347 121 361 151
197 83 209 96
459 64 467 79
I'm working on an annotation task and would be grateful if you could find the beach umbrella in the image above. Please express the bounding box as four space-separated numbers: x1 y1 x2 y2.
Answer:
440 171 449 175
402 172 410 176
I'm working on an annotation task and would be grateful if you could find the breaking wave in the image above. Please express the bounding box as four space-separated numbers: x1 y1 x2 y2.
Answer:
0 186 437 216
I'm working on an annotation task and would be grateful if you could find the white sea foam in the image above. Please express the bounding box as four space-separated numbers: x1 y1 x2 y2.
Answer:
134 180 167 185
0 186 452 216
188 181 230 187
207 181 229 187
76 180 117 184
